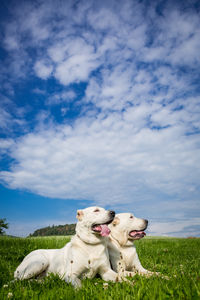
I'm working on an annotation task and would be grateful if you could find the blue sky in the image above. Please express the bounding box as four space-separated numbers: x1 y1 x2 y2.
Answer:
0 0 200 237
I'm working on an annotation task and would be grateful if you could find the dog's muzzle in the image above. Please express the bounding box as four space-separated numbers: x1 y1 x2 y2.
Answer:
92 210 115 237
129 219 148 240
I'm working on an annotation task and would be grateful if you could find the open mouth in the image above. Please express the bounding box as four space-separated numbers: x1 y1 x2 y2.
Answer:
92 219 113 237
129 230 146 240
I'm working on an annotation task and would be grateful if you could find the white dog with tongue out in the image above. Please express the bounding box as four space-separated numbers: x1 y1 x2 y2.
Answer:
14 206 120 288
107 213 157 277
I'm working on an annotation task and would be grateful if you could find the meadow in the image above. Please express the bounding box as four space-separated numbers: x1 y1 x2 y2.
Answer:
0 236 199 299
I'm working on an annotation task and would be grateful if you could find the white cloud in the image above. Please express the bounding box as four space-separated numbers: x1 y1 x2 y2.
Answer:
46 90 76 105
0 139 14 150
148 7 200 67
1 0 200 237
50 37 99 85
32 88 46 95
55 54 98 86
34 60 53 79
0 107 27 133
1 106 199 206
4 35 19 51
0 139 14 158
0 108 12 129
2 0 200 86
149 218 200 237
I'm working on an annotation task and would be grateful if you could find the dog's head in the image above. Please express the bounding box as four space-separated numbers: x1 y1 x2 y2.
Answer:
109 213 148 246
76 206 115 244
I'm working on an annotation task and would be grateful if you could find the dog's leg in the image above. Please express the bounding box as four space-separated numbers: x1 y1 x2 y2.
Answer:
131 252 152 275
101 269 120 282
99 265 121 282
64 253 85 289
113 256 134 279
65 274 82 289
131 253 168 278
64 265 83 289
14 253 49 280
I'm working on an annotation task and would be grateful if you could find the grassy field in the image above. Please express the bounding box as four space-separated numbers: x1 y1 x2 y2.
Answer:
0 236 199 299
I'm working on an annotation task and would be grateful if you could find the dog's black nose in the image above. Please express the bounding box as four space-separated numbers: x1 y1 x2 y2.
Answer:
144 219 148 226
109 211 115 218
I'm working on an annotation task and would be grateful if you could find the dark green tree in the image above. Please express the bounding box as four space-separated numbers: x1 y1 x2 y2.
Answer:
0 218 9 235
29 223 76 236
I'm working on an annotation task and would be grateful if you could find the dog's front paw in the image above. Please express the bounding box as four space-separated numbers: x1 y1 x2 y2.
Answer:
140 271 169 280
65 275 82 289
138 270 155 277
157 273 170 280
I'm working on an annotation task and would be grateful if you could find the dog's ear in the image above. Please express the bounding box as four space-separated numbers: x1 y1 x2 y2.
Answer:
76 210 84 221
112 217 120 226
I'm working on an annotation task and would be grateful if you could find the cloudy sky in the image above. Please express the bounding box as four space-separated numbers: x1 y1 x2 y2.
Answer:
0 0 200 237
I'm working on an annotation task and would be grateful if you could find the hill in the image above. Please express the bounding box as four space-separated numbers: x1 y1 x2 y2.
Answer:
29 224 76 237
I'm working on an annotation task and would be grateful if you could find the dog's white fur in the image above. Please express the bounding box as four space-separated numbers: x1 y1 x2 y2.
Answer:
14 207 119 288
107 213 156 277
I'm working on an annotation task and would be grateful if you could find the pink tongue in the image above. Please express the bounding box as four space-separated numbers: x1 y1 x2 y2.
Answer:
130 231 145 237
100 224 111 236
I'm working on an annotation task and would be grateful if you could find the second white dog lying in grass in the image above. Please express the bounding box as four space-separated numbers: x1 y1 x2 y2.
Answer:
107 213 158 277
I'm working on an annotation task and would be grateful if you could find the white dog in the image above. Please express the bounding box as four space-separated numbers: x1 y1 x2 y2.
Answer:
107 213 157 277
14 207 120 288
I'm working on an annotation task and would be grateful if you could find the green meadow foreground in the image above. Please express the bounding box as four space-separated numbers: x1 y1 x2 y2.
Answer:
0 236 199 299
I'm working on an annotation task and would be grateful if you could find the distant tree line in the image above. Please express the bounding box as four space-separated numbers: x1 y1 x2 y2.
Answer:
29 223 76 237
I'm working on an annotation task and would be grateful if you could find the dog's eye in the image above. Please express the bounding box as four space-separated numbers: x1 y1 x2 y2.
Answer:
94 209 100 212
130 215 134 219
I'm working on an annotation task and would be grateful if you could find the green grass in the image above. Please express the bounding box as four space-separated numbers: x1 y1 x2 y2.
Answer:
0 236 199 299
